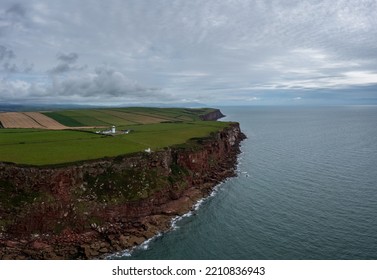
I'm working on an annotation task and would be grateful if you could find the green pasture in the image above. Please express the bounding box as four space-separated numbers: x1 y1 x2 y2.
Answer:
0 121 229 166
42 107 215 127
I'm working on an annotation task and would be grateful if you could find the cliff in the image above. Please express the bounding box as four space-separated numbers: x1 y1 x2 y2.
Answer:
199 109 225 121
0 123 245 259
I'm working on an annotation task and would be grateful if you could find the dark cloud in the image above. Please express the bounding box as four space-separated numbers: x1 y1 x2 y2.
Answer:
0 45 17 73
0 45 33 73
22 61 34 73
48 52 85 74
48 63 86 74
0 2 29 36
0 45 15 61
56 52 78 64
6 3 26 18
48 63 70 74
3 62 18 73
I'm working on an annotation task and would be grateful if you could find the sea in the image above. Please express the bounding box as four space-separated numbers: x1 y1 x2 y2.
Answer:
112 106 377 260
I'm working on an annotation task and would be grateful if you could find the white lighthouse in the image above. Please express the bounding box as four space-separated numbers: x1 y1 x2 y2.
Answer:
111 125 116 134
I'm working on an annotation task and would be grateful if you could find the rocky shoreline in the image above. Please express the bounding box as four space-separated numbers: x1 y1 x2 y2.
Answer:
0 123 245 259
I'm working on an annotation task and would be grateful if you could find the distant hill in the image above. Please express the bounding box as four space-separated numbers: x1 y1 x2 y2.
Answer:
0 103 97 112
0 102 207 112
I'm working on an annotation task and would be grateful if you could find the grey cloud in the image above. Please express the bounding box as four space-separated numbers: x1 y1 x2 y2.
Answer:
1 0 377 105
0 45 33 73
22 61 34 73
6 3 26 18
0 45 18 73
0 2 29 36
3 62 18 73
48 63 86 74
0 45 15 61
0 66 166 103
48 52 85 74
51 66 164 100
57 52 78 64
49 63 70 74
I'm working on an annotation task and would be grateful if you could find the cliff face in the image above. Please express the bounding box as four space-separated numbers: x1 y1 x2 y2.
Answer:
199 109 225 121
0 123 245 259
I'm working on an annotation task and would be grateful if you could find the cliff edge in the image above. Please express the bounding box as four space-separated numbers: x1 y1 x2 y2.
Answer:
199 109 225 121
0 123 245 259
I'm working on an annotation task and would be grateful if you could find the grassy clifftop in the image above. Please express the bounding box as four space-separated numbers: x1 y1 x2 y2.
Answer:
0 107 229 166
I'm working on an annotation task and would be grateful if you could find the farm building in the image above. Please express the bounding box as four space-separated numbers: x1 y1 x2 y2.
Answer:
96 125 116 135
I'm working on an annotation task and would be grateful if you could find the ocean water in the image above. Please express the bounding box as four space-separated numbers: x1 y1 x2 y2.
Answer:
113 106 377 260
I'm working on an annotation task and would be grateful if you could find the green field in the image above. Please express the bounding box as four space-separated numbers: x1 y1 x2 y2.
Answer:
42 107 215 127
0 108 229 166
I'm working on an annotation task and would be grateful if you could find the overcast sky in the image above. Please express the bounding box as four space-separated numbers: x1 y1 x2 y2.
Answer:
1 0 377 106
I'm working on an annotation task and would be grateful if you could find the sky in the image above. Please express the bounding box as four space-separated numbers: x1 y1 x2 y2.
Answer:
1 0 377 106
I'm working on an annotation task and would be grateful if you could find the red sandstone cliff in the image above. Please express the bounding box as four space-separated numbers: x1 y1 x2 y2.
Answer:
0 123 245 259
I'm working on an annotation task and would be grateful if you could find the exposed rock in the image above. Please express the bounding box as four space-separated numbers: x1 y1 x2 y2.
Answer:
128 235 146 246
118 235 128 248
5 241 19 248
99 247 109 253
31 240 50 250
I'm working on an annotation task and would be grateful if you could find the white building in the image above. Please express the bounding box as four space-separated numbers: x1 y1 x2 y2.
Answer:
96 125 116 135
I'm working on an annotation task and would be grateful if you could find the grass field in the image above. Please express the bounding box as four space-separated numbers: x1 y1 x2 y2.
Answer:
41 107 214 127
0 120 229 166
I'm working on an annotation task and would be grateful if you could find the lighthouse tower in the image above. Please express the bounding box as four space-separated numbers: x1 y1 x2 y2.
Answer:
111 125 116 134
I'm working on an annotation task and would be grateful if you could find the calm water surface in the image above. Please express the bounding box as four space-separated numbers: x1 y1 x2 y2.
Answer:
114 106 377 259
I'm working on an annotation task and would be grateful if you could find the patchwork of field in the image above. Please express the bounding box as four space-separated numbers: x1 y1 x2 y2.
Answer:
41 107 214 127
0 107 215 130
0 112 67 129
0 121 229 165
0 107 227 165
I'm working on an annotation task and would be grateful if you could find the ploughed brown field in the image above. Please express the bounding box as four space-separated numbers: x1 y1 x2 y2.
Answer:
0 112 67 129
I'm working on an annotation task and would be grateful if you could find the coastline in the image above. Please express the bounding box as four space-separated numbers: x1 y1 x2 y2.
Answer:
0 122 246 259
108 180 226 259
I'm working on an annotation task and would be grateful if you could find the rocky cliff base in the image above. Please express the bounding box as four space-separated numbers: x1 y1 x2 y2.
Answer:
0 123 245 259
